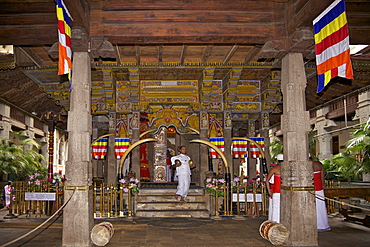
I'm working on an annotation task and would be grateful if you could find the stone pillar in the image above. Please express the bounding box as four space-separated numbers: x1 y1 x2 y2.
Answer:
92 127 99 178
247 120 256 177
62 52 93 247
356 91 370 123
0 103 11 139
199 111 209 186
224 111 233 177
25 115 35 139
40 124 49 168
280 53 317 246
131 112 140 179
261 111 271 173
315 107 333 160
105 112 116 184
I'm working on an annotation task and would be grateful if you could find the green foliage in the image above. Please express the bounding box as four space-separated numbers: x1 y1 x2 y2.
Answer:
324 117 370 181
269 137 283 164
0 131 45 180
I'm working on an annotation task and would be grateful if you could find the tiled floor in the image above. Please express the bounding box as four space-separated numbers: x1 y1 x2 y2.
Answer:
1 208 370 247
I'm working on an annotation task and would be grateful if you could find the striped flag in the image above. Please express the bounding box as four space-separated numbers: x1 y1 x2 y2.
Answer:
232 139 248 159
92 138 108 159
56 0 72 82
209 137 225 159
313 0 353 93
250 137 265 159
115 138 130 159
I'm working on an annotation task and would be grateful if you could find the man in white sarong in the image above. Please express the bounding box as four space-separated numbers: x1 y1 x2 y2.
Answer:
171 146 195 203
268 174 274 221
266 154 283 223
313 160 331 232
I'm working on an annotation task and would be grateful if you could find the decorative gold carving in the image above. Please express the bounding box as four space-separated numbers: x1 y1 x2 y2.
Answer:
0 58 15 70
155 166 166 182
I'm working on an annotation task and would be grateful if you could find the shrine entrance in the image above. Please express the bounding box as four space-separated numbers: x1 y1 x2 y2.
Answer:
141 125 200 185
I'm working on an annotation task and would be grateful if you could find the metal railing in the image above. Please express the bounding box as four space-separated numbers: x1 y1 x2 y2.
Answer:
7 181 64 217
93 183 133 218
207 181 268 217
7 180 267 218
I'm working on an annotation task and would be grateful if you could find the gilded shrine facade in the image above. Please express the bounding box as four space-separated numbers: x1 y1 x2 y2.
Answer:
26 63 282 184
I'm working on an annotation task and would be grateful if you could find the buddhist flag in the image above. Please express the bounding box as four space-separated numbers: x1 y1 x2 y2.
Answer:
115 138 130 159
56 0 72 82
209 137 225 159
313 0 353 93
92 138 108 159
232 139 248 159
250 137 265 159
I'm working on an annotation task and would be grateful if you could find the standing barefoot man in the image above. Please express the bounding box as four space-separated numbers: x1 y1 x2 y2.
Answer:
171 146 196 203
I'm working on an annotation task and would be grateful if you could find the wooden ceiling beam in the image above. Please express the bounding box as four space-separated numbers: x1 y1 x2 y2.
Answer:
179 45 187 65
222 45 239 65
91 23 276 44
115 45 122 65
90 0 278 11
0 26 57 45
106 36 270 45
158 45 163 65
201 45 213 65
0 2 54 14
244 45 262 64
135 45 141 65
0 13 56 26
90 9 276 24
15 47 43 68
63 0 91 34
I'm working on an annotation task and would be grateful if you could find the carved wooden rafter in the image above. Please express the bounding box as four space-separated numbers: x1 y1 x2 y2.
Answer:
223 45 239 65
135 45 141 65
179 45 188 65
202 45 213 65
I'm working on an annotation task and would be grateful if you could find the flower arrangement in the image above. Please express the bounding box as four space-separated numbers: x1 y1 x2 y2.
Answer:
205 178 226 197
48 172 66 184
119 177 140 195
28 172 44 190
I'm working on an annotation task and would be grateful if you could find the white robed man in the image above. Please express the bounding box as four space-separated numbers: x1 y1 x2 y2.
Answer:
313 160 331 232
266 154 283 223
171 146 196 203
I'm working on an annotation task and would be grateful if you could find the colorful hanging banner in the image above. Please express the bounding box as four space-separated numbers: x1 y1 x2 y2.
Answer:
56 0 73 86
92 138 108 159
209 137 225 159
232 139 248 159
249 137 265 159
313 0 353 93
115 138 130 159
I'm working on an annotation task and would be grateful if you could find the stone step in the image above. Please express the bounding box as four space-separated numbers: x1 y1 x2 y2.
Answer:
135 209 210 218
136 201 207 211
138 188 204 196
136 194 205 202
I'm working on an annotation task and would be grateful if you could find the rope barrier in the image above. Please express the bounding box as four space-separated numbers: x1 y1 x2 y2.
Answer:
0 189 77 247
309 191 370 212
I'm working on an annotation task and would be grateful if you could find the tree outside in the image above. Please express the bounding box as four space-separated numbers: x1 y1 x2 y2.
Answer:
0 131 46 181
323 117 370 182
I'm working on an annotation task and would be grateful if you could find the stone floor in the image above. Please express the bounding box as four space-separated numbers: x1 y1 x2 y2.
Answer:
1 208 370 247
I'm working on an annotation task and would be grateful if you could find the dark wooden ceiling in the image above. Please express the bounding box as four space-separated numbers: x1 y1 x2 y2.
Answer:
0 0 370 129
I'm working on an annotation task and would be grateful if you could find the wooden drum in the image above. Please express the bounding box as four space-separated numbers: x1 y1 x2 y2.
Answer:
259 220 289 245
90 221 115 246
